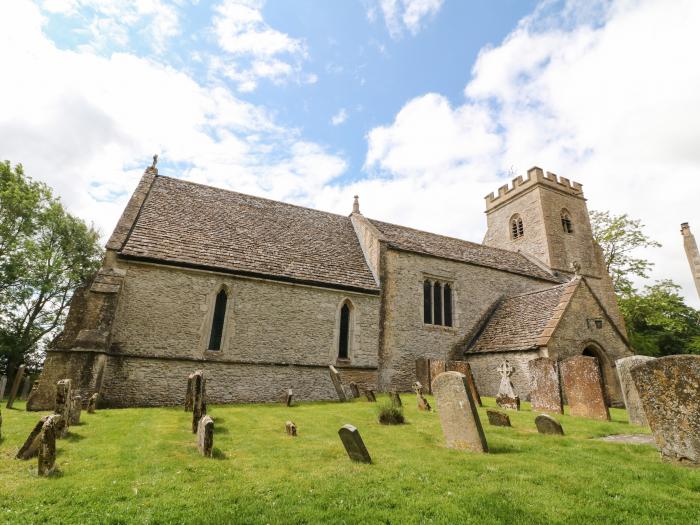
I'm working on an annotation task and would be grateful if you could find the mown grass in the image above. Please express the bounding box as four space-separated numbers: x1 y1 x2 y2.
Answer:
1 395 699 525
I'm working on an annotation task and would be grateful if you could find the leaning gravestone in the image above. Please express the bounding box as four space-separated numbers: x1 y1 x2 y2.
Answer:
486 409 511 427
431 371 488 453
87 393 99 413
528 357 563 414
191 371 206 434
631 355 700 466
448 361 482 407
54 379 73 437
0 375 7 400
6 365 26 409
338 424 372 464
70 395 82 425
390 391 402 407
349 382 360 399
185 373 194 412
535 414 564 435
328 366 347 402
38 414 61 476
496 360 520 411
197 415 214 457
365 389 377 402
17 415 53 459
560 356 610 421
285 388 294 407
616 355 655 426
285 420 297 437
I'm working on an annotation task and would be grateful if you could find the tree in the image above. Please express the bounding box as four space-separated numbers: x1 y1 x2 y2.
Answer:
589 210 661 295
0 161 103 377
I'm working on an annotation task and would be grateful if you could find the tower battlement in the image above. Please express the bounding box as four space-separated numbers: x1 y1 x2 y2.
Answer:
485 166 584 212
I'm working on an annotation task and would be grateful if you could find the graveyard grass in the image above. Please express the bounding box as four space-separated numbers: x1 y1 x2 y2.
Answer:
2 397 700 525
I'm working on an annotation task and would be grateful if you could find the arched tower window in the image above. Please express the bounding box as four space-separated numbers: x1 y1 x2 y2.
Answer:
338 301 352 360
208 289 228 351
561 209 573 233
510 214 524 239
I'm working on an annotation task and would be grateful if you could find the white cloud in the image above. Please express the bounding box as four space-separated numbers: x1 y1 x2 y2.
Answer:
363 0 700 306
0 0 345 242
371 0 444 39
331 108 349 126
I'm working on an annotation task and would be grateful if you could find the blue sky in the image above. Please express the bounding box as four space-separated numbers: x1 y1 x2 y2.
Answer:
1 0 700 305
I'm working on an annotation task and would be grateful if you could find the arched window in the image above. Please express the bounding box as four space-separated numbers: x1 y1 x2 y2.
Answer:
208 289 228 351
338 302 352 360
433 282 443 325
561 209 573 233
444 283 453 327
423 280 432 324
423 279 453 327
510 214 524 239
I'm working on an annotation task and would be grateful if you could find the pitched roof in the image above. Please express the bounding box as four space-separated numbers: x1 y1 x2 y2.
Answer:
110 175 380 293
368 219 560 282
467 279 581 353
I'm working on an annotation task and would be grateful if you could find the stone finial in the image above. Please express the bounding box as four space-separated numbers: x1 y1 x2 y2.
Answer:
352 195 360 214
681 222 690 235
146 154 158 174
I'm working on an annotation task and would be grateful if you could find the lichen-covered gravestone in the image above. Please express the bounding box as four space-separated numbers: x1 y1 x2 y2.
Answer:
185 373 194 412
191 371 206 434
349 382 360 399
535 414 564 435
54 379 73 437
285 420 297 437
6 365 25 409
616 355 655 426
631 355 700 466
70 395 82 425
16 416 52 459
431 371 488 453
429 360 447 394
38 415 61 476
87 393 99 414
338 424 372 463
197 415 214 457
560 356 610 421
528 357 563 414
495 360 520 411
328 365 347 402
390 391 402 407
486 409 511 427
364 389 377 402
448 360 482 407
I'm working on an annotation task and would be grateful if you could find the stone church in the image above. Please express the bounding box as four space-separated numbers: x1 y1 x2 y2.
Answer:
28 164 632 409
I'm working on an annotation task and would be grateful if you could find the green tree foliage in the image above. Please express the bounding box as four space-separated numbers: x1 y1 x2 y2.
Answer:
0 161 103 377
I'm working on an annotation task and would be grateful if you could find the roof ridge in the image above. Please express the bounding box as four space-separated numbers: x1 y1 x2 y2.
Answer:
504 280 573 300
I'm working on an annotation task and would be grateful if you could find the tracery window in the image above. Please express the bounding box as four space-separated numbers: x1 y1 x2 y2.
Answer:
510 214 524 239
561 209 574 233
423 279 453 327
208 289 228 351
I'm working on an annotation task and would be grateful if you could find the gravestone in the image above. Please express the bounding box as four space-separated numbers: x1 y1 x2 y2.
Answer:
535 414 564 435
631 355 700 466
349 382 361 399
390 391 402 407
616 355 655 426
0 375 7 400
413 382 431 411
364 389 377 402
20 377 32 400
17 415 53 459
285 388 294 407
87 393 99 413
6 365 26 409
38 415 61 476
185 373 194 412
328 366 347 402
495 360 520 411
54 379 73 437
528 357 563 414
429 360 447 394
448 360 482 407
191 371 206 434
70 395 82 425
197 415 214 457
486 409 511 427
415 358 430 393
285 420 297 437
338 424 372 464
431 371 488 453
560 356 610 421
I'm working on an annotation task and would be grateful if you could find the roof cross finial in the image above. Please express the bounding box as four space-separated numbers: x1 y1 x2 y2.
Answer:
352 195 360 214
146 154 159 174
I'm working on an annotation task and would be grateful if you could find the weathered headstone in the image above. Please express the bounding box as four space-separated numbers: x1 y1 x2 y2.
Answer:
285 388 294 407
560 356 610 421
70 395 82 425
191 371 206 434
349 382 361 399
54 379 73 437
390 391 402 407
38 415 60 476
197 415 214 457
415 358 430 393
631 355 700 466
431 371 488 453
328 365 347 402
6 365 26 409
496 360 520 411
616 355 655 426
364 389 377 402
448 360 482 407
528 357 563 414
87 393 99 413
338 424 372 464
285 420 297 437
535 414 564 435
184 373 194 412
486 409 511 427
0 375 7 400
429 360 447 394
20 376 32 400
17 415 52 459
413 382 431 411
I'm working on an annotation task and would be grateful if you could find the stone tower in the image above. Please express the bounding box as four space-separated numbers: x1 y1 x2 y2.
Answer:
681 222 700 299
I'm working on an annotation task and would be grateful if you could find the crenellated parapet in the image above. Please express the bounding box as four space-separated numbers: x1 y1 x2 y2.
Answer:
485 166 584 212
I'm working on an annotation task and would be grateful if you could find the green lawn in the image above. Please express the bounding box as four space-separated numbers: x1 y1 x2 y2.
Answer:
1 396 699 524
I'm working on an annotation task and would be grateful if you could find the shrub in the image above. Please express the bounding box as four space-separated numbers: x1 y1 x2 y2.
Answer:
377 402 405 425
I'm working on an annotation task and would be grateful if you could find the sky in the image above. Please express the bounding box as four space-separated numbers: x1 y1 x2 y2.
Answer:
1 0 699 306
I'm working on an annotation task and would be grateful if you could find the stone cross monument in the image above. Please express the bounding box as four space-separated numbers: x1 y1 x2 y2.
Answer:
681 222 700 299
496 359 520 410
